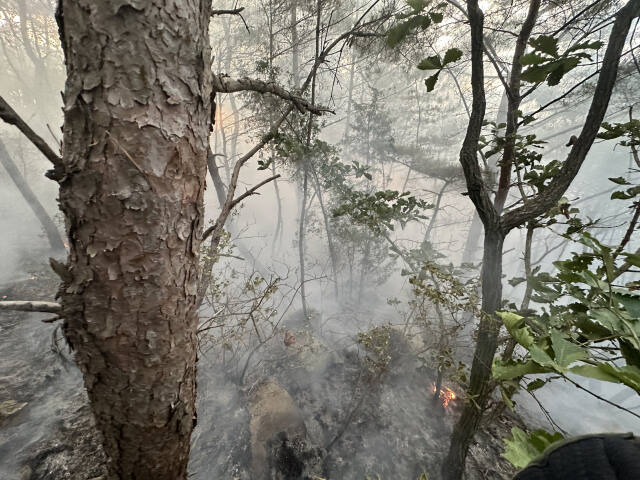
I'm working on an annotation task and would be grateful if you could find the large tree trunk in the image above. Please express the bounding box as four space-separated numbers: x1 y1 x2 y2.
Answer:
55 1 212 478
0 138 65 253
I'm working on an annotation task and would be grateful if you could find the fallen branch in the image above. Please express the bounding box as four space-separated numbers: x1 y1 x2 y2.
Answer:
0 95 64 179
211 74 335 115
0 301 62 313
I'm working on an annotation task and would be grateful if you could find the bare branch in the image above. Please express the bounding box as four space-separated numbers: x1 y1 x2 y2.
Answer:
230 175 281 209
212 74 335 115
455 0 497 230
0 94 64 179
502 0 640 232
613 201 640 260
211 7 250 32
493 0 541 215
211 7 245 15
0 300 62 313
202 174 281 242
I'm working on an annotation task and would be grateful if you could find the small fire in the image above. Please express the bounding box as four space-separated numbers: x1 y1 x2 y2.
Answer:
432 384 457 407
64 242 70 250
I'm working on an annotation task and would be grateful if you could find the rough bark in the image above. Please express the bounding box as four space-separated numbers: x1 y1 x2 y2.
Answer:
0 138 65 252
55 1 212 478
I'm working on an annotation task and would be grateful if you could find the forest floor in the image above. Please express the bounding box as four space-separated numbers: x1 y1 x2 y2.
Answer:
0 259 522 480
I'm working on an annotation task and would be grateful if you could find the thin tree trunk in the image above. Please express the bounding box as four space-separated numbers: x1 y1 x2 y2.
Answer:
55 2 212 478
290 1 300 89
298 0 322 317
267 5 284 253
298 165 309 317
423 180 449 245
271 159 284 252
493 0 541 214
443 228 505 480
358 238 371 304
342 51 356 145
461 211 483 264
312 167 340 299
0 138 65 252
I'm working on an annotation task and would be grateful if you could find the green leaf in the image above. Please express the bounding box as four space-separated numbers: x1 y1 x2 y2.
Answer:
570 364 619 383
609 177 631 185
529 344 557 368
407 0 428 11
503 428 563 469
498 311 525 330
615 293 640 318
387 23 407 48
498 311 536 348
442 48 463 66
611 186 640 200
621 253 640 268
424 71 441 92
566 40 603 53
591 308 623 332
387 20 417 48
529 35 559 57
508 276 526 287
521 65 550 84
546 57 579 86
550 331 588 368
493 359 549 380
520 52 547 66
571 364 640 391
429 11 444 23
526 378 546 392
418 55 441 70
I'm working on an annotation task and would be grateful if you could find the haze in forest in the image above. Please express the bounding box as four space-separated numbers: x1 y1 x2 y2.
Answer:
1 1 639 479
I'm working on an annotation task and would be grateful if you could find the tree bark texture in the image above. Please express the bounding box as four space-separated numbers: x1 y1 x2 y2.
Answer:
55 1 212 478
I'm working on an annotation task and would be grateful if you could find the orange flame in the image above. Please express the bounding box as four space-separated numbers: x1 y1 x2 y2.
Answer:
432 384 457 407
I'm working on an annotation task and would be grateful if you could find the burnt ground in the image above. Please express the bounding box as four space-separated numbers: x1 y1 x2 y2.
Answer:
190 323 520 480
0 264 106 480
1 262 521 480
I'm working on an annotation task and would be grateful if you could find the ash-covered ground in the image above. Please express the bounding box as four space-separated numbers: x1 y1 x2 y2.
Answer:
1 259 520 480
